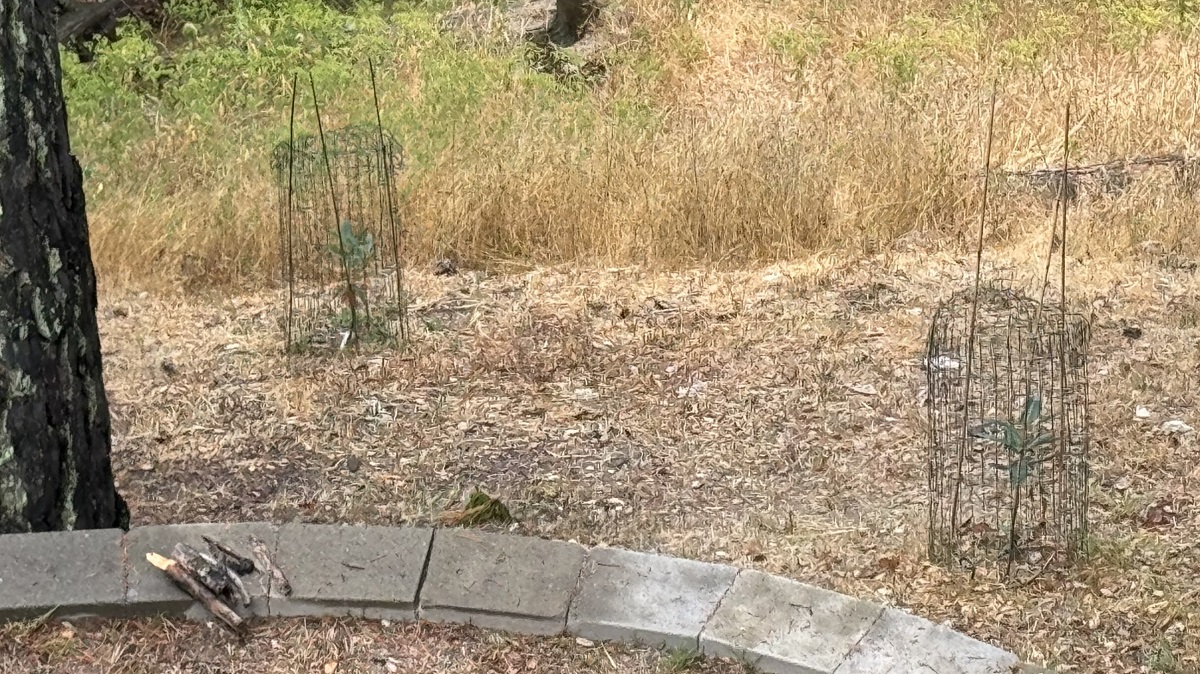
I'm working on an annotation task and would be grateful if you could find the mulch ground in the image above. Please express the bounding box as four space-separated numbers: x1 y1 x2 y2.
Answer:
96 243 1200 672
0 618 741 674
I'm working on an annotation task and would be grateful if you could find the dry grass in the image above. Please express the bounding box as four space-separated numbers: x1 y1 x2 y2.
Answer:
0 617 742 674
72 0 1200 288
97 243 1200 672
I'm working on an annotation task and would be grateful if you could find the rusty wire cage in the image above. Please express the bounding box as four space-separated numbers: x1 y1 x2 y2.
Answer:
925 280 1091 578
272 122 409 352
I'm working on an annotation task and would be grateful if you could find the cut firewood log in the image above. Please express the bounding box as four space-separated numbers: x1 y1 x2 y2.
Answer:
146 553 244 634
249 534 292 597
172 543 232 593
220 568 251 608
202 535 257 576
170 542 251 608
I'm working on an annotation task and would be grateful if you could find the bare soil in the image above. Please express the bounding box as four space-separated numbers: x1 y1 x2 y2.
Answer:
99 245 1200 672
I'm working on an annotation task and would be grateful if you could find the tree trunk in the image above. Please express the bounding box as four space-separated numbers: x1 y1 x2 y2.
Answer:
56 0 131 46
0 0 128 533
547 0 597 47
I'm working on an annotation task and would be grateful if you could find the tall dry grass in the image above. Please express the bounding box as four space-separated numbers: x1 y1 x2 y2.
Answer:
68 0 1200 290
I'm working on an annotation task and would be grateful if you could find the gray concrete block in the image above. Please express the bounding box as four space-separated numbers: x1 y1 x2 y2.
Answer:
835 608 1019 674
125 523 276 620
419 529 586 636
700 570 883 674
567 547 738 650
273 523 431 620
0 530 125 621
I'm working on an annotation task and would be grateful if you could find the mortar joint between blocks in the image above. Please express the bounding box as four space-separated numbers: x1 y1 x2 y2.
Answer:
119 531 130 609
265 524 281 618
562 547 590 631
695 566 741 651
413 526 437 612
831 604 887 674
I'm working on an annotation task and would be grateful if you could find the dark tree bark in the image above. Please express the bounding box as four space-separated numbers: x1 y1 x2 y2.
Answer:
55 0 131 46
54 0 167 63
547 0 597 47
0 0 128 533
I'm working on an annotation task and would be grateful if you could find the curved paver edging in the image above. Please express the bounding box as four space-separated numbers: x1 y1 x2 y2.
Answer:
0 523 1054 673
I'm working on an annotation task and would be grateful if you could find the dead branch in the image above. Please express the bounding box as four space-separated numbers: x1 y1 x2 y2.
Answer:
146 552 244 634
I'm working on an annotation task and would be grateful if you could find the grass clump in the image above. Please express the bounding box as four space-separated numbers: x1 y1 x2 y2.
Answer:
661 647 705 672
61 0 1200 290
437 489 516 527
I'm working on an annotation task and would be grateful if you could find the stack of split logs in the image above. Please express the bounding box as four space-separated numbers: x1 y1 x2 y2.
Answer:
145 535 291 635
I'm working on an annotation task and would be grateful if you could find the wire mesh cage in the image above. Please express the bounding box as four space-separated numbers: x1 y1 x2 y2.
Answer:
925 280 1091 578
272 122 409 352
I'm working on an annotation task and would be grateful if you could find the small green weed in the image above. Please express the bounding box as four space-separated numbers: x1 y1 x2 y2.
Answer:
848 34 925 91
766 26 828 73
1100 0 1171 50
1149 638 1179 672
437 489 515 527
661 647 704 672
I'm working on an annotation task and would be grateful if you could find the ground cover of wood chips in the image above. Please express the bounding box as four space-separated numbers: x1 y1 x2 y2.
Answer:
1 617 740 674
98 245 1200 672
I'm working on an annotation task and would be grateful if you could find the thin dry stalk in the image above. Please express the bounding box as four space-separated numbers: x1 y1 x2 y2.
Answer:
309 72 358 342
949 89 997 550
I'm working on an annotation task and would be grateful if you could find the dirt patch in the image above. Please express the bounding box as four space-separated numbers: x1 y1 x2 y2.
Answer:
439 0 626 84
99 249 1200 672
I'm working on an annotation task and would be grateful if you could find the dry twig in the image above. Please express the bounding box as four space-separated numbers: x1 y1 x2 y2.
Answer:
146 552 245 635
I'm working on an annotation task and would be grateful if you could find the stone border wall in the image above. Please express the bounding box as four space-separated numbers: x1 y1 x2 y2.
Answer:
0 523 1053 673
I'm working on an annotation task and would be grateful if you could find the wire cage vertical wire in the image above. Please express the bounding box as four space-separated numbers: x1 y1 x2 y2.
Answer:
271 73 409 352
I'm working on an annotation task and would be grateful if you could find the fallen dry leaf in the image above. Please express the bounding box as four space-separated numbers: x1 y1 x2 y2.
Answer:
1142 498 1179 529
